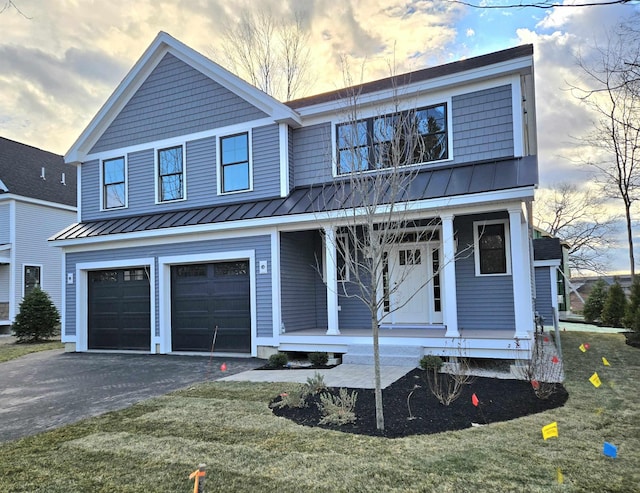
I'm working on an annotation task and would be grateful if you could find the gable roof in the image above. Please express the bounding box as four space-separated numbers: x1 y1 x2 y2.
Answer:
65 31 302 164
0 137 76 207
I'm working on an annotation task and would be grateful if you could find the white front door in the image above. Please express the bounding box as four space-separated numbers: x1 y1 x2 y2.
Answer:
382 242 443 325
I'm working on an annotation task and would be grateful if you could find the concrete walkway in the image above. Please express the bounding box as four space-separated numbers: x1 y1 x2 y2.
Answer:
218 364 413 389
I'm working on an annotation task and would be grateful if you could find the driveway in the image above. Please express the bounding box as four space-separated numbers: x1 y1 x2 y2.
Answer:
0 349 262 443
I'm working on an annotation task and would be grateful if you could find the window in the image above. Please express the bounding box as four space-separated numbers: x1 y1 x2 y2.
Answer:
158 145 184 202
24 265 41 296
220 133 250 193
474 221 511 275
336 103 448 174
102 157 126 209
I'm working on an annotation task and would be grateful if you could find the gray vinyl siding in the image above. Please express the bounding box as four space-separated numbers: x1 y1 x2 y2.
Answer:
451 85 513 164
292 123 332 187
0 203 9 243
454 213 515 331
64 235 272 339
81 127 281 222
534 267 553 323
90 53 267 154
337 281 370 329
14 201 75 315
280 231 321 330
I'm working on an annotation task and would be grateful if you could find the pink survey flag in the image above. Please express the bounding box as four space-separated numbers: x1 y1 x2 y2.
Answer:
220 362 227 372
552 356 559 364
472 393 479 407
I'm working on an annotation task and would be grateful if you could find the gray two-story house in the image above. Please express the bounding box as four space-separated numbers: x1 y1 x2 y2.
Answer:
52 32 539 361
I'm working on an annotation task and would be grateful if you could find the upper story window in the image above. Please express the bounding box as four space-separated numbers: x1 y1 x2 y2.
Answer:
220 132 250 193
102 156 126 209
474 220 511 276
337 103 448 174
157 145 184 202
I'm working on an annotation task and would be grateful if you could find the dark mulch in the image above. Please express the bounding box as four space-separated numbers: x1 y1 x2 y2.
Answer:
623 331 640 348
270 368 568 438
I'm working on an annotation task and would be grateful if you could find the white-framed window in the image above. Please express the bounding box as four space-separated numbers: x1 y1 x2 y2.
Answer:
101 156 127 210
219 131 252 194
156 145 186 203
473 219 511 276
23 264 42 297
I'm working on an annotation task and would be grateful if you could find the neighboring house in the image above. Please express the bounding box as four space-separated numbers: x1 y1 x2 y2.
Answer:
0 137 77 332
52 32 540 361
532 237 566 327
570 275 633 315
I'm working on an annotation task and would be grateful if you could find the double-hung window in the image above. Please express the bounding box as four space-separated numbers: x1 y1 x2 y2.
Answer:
102 157 126 209
158 145 184 202
474 220 511 276
24 265 41 297
220 132 250 193
336 103 448 174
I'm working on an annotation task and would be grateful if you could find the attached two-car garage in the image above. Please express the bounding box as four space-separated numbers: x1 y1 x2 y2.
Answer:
87 261 251 354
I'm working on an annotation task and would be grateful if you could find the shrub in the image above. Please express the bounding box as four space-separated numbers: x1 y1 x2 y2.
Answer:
624 276 640 332
308 351 329 366
270 386 308 409
318 388 358 425
583 279 608 323
267 352 288 368
419 355 443 371
601 281 627 328
12 287 60 343
305 372 327 394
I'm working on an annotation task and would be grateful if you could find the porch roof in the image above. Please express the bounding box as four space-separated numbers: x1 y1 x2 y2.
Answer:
51 156 536 241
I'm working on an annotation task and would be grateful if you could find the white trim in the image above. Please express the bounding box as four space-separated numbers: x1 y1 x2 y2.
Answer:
0 193 76 212
533 259 561 268
158 250 257 356
511 74 524 157
75 257 156 352
217 129 253 195
441 214 459 337
324 226 340 335
509 208 534 337
99 155 128 211
155 143 187 204
0 178 8 192
473 219 512 277
60 250 67 343
8 200 16 321
21 263 43 299
53 187 535 248
271 231 282 338
76 166 82 221
279 123 289 198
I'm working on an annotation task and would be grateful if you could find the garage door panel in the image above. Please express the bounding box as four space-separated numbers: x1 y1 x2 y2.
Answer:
171 261 250 353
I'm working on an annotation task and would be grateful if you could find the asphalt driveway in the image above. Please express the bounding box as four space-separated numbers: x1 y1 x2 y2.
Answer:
0 349 262 443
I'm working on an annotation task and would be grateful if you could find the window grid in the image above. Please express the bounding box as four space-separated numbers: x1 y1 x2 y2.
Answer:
158 145 184 202
102 157 126 209
220 132 250 193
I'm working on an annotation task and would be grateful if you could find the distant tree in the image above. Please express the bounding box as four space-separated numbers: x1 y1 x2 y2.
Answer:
623 277 640 331
212 8 311 101
583 279 608 323
12 287 60 343
534 183 618 274
601 281 627 327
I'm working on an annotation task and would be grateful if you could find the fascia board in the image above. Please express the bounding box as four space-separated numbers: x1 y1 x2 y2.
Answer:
294 55 533 119
65 32 301 165
51 186 535 248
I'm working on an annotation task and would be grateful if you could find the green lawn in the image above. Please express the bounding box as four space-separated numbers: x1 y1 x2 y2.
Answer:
0 332 638 492
0 338 63 363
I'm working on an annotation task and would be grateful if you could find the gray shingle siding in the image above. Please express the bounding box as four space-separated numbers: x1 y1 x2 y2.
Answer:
454 213 516 331
535 266 553 323
252 124 281 199
90 53 268 154
292 123 332 187
64 234 272 339
451 85 514 163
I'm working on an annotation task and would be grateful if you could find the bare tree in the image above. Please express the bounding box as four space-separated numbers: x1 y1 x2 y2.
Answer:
318 64 456 431
534 183 619 273
569 17 640 276
212 8 311 101
1 1 29 17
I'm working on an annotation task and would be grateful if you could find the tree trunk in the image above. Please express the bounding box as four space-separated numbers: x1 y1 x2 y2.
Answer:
372 310 384 431
625 202 635 277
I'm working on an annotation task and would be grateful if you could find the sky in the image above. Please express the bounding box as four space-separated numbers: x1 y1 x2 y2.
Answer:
1 0 639 274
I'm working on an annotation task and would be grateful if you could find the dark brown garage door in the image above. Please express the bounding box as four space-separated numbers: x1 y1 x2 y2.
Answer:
171 261 251 353
88 268 151 350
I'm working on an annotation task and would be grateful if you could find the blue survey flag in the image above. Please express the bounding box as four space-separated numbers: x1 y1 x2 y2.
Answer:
603 442 617 458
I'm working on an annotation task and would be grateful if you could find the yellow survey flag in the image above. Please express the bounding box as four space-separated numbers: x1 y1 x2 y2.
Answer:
557 467 564 484
602 357 610 366
579 343 586 352
542 421 558 440
590 372 602 388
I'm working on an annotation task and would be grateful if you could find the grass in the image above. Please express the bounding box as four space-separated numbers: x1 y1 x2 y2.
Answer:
0 331 638 492
0 337 63 363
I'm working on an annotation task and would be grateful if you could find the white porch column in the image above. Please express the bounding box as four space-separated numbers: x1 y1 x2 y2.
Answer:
441 214 459 337
324 226 340 335
509 207 534 338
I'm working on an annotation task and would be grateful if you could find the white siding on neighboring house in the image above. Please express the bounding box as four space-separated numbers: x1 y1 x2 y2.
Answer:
13 201 75 316
0 203 10 244
0 266 9 300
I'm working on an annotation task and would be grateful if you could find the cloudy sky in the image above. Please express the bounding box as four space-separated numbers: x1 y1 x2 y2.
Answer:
1 0 639 272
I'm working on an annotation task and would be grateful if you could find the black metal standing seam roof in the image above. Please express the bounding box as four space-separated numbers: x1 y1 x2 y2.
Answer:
51 156 537 242
533 237 563 261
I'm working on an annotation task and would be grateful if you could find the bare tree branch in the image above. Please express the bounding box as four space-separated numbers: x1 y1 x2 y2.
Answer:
0 1 31 18
447 0 634 9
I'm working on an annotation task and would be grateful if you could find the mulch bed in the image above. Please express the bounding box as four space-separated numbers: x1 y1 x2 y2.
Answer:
270 368 568 438
623 331 640 348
